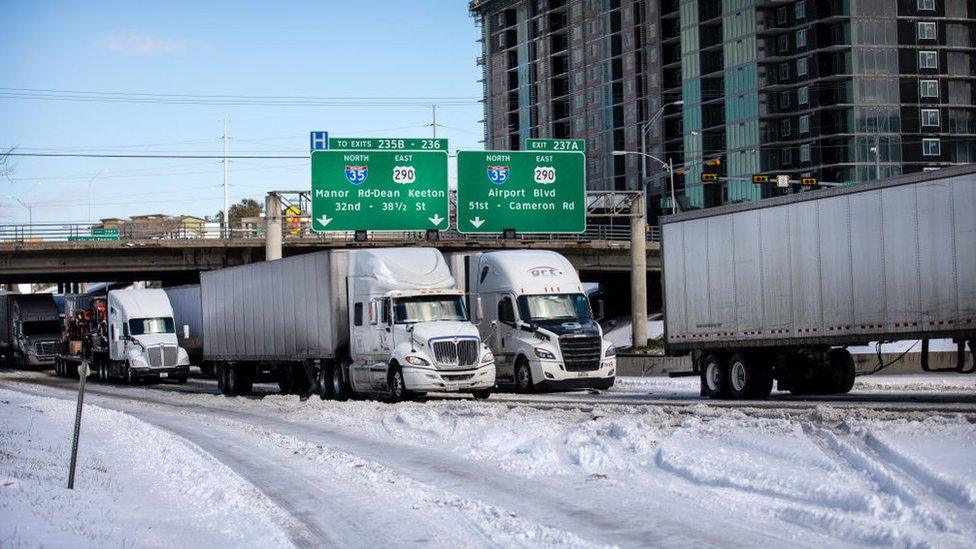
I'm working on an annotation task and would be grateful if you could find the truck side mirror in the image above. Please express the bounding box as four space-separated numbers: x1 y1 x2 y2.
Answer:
594 299 605 322
475 296 484 323
369 300 379 326
183 324 190 339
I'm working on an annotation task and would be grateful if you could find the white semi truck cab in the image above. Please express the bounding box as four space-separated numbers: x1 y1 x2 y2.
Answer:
342 248 496 400
103 289 190 383
451 250 615 392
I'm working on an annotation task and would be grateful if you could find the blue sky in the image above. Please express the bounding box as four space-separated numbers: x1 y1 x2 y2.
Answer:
0 1 484 223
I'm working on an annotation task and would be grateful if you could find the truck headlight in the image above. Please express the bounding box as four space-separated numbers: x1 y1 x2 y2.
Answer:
605 345 616 358
405 355 430 366
481 351 494 363
533 347 556 360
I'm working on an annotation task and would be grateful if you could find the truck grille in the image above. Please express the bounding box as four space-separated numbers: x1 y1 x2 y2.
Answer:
34 341 59 357
147 344 179 367
559 335 602 371
430 338 480 369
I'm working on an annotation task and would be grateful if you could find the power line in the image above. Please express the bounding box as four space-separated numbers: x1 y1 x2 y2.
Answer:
6 153 309 159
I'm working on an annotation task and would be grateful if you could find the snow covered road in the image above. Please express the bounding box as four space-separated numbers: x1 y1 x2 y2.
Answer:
2 369 975 548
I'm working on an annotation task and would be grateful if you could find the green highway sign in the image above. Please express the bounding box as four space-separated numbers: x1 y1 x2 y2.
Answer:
311 150 449 232
69 228 120 241
456 150 585 234
524 138 586 152
328 137 448 151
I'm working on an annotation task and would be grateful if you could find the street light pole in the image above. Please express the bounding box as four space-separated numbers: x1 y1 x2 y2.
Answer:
639 100 683 188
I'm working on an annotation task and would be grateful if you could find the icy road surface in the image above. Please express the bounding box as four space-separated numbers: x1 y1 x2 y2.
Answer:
1 369 975 548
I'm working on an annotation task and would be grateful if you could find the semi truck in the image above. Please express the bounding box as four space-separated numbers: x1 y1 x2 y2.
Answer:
200 248 496 400
54 294 107 378
448 250 616 392
661 165 976 399
0 293 61 368
164 284 205 372
56 289 191 383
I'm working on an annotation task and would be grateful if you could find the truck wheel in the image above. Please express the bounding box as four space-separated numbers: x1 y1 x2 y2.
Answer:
388 364 408 403
221 363 236 396
471 389 491 400
827 348 856 394
316 365 334 400
701 354 730 398
332 362 350 402
236 366 254 396
727 353 773 399
514 358 534 393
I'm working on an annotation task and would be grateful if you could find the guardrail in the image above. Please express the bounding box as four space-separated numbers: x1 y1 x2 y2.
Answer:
0 221 661 244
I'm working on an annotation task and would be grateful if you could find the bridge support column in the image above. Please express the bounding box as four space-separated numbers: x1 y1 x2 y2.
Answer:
631 194 647 349
265 193 282 262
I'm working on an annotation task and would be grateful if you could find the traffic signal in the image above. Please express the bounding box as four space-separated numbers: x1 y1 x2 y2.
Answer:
700 173 719 182
704 158 721 166
752 174 770 184
801 177 818 186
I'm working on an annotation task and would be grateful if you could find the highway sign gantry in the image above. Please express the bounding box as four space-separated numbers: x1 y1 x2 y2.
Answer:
456 150 585 234
311 149 449 232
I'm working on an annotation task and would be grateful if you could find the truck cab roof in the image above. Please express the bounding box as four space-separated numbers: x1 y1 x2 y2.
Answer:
108 289 174 320
350 248 456 294
475 250 584 295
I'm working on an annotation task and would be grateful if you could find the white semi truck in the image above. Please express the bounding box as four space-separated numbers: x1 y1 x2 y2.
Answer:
97 289 191 383
200 248 496 400
449 250 616 392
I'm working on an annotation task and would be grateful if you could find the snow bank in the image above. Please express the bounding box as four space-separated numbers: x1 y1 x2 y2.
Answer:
0 388 293 548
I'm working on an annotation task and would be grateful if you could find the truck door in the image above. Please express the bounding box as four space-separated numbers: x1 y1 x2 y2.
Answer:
495 295 518 382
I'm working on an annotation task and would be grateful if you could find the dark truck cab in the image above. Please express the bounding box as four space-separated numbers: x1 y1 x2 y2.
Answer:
0 293 61 368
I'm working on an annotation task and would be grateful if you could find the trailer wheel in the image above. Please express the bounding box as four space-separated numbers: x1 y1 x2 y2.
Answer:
332 362 351 402
827 348 856 394
316 365 334 400
701 354 730 398
727 353 772 399
471 389 491 400
236 366 253 396
220 363 236 396
388 363 408 403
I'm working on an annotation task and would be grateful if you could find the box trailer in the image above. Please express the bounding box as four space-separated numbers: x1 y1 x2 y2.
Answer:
200 248 495 399
164 284 204 369
661 164 976 399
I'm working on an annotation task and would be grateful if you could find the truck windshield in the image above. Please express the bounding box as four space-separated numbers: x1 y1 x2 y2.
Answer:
128 317 175 335
517 293 592 322
22 320 61 336
393 296 468 324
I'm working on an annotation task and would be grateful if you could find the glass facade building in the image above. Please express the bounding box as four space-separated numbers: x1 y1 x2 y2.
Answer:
660 0 976 211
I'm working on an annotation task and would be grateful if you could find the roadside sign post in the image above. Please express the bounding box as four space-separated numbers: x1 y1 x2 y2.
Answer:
311 149 449 232
67 360 89 490
456 150 585 234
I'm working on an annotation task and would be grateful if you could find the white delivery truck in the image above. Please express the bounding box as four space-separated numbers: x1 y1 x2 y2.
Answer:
200 248 495 401
98 289 191 383
449 250 616 392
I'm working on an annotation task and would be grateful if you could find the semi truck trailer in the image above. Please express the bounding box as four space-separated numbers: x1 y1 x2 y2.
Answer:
200 248 496 400
449 250 616 392
0 293 60 368
164 284 205 371
661 165 976 399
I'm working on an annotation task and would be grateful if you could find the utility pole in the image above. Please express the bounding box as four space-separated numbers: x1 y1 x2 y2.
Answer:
222 119 229 237
431 105 437 139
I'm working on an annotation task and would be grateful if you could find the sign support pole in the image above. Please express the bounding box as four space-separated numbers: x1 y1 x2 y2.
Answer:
265 193 282 261
631 193 648 349
67 360 89 489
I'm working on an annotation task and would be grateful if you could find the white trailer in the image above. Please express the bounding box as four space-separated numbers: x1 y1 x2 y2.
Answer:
661 165 976 399
449 250 616 392
200 248 495 400
97 289 191 383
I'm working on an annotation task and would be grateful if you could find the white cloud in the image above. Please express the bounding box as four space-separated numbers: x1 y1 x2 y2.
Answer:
95 32 197 55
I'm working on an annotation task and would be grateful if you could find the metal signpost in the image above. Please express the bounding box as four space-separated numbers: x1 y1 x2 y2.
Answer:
67 360 89 489
456 150 586 234
311 149 449 232
524 138 586 152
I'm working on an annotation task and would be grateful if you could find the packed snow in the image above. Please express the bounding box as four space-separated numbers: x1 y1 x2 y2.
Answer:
0 388 293 548
1 371 975 547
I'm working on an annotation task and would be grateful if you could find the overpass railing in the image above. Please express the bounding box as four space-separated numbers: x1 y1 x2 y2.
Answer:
0 221 660 244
